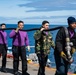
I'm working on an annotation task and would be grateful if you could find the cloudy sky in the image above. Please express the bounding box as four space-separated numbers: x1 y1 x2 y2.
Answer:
0 0 76 24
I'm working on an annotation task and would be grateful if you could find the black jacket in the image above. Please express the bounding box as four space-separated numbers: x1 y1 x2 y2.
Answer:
55 27 76 53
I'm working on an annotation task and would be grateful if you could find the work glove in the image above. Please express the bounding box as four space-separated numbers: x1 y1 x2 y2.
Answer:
60 51 67 60
60 51 74 63
26 46 30 52
71 47 76 54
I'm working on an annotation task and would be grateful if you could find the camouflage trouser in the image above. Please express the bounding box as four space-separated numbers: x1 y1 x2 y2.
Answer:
37 54 48 75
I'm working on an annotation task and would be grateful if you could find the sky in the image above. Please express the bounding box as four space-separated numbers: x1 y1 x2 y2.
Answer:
0 0 76 24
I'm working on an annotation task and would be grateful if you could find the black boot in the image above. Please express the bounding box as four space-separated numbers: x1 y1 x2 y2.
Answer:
22 71 30 75
0 67 7 73
14 72 19 75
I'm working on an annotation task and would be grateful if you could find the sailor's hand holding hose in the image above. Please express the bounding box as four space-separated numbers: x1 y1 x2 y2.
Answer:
15 28 20 33
40 28 45 31
71 47 76 54
60 51 74 63
60 51 67 60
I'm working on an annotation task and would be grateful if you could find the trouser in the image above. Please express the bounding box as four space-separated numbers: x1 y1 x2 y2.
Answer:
0 44 7 68
12 45 27 73
54 51 70 75
37 54 48 75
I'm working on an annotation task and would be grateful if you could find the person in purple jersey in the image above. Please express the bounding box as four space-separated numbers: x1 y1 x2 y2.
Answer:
9 21 30 75
0 23 7 73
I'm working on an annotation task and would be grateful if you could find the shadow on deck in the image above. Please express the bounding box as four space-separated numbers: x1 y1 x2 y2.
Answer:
0 58 75 75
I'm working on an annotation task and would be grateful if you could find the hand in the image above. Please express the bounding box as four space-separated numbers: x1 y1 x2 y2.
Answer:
60 51 67 60
71 47 76 54
60 51 74 63
26 46 30 52
40 28 45 31
15 28 20 33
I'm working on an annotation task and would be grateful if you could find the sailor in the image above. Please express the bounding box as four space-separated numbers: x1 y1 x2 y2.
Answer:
34 20 55 75
54 17 76 75
9 21 30 75
0 23 7 72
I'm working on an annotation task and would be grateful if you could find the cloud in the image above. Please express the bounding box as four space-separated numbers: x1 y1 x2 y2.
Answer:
0 14 75 25
18 0 76 12
0 0 76 24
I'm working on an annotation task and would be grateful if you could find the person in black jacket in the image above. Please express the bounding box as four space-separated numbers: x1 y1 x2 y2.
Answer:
54 16 76 75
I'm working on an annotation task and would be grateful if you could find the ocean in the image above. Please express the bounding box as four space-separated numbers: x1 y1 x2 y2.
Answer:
5 24 76 73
